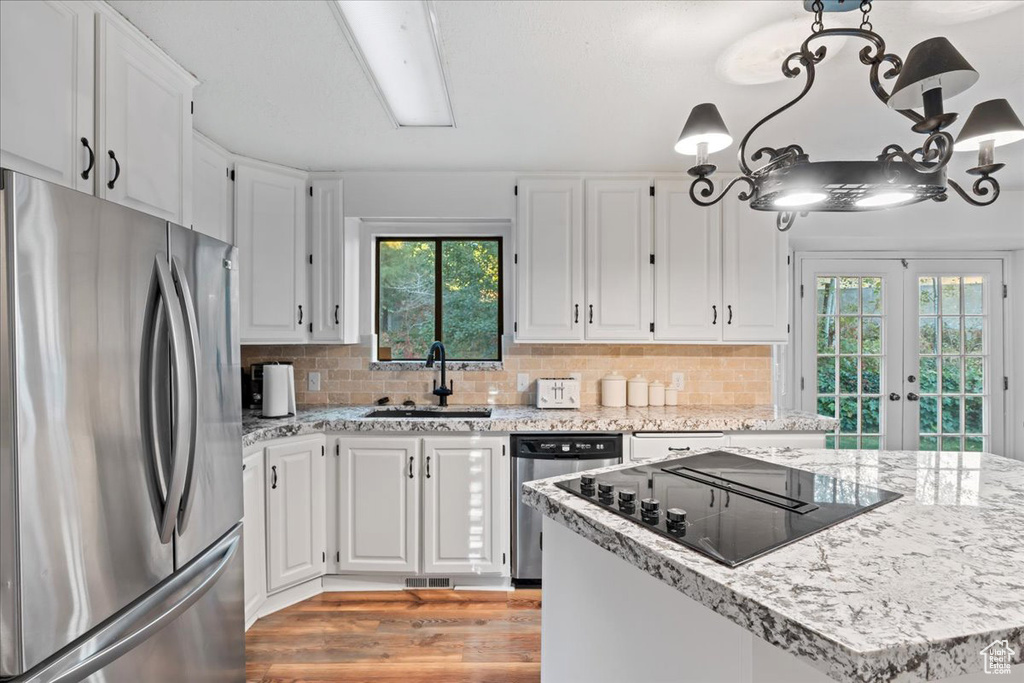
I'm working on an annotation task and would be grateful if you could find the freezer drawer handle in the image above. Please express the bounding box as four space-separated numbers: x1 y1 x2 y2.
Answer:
106 150 121 190
171 258 201 534
140 256 194 545
80 138 94 180
16 524 241 683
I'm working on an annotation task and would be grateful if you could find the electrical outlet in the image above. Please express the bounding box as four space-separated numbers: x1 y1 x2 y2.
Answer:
308 371 321 392
672 372 685 391
517 372 530 392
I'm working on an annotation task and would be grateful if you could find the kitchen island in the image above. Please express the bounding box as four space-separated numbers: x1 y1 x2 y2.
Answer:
242 404 835 446
524 447 1024 683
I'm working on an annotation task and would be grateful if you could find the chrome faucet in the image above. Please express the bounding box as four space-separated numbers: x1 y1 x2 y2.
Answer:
425 340 453 407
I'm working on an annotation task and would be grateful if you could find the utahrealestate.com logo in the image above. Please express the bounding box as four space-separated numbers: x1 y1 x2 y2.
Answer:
980 639 1016 675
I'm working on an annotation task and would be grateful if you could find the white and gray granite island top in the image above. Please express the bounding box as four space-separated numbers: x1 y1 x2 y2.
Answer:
523 447 1024 683
242 404 836 447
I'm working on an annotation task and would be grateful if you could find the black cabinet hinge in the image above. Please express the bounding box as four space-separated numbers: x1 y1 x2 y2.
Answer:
321 445 325 456
309 186 313 197
649 322 655 333
309 254 313 265
1004 284 1008 298
1005 377 1010 391
800 284 805 298
649 186 655 197
514 253 518 264
502 552 506 565
649 253 655 265
190 101 194 115
230 169 235 181
514 184 518 196
336 551 340 562
514 321 518 333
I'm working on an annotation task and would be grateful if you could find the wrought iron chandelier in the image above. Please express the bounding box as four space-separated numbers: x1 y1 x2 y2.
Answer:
674 0 1024 231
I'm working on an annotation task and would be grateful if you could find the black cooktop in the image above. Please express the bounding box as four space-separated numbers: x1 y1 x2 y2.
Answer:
555 451 901 567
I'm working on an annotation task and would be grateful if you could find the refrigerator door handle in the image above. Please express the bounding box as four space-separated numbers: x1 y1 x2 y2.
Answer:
170 257 201 534
141 256 194 544
15 523 242 683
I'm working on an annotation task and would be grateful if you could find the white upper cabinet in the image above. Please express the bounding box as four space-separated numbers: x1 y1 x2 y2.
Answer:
336 437 420 574
235 160 308 344
515 177 584 341
421 437 503 575
309 176 349 343
584 179 652 340
192 131 233 243
96 12 195 224
265 436 326 593
654 179 722 341
721 197 789 342
0 0 95 193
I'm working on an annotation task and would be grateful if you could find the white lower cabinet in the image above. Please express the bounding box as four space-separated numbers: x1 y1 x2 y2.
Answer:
266 435 327 593
422 436 504 575
630 431 827 460
242 447 267 627
336 437 420 573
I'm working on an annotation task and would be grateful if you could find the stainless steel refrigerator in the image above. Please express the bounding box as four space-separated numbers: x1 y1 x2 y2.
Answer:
0 169 245 682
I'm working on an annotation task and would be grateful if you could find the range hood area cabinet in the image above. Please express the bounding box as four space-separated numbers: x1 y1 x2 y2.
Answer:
514 176 788 344
234 162 354 344
654 178 789 343
0 0 196 224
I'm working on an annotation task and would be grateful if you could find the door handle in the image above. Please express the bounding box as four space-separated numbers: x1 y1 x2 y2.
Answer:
710 489 715 507
297 305 303 325
425 455 431 479
271 465 278 489
170 258 201 533
574 304 579 324
889 392 901 401
81 138 94 180
334 304 340 326
107 150 121 190
727 305 733 325
17 525 241 683
589 304 594 324
408 456 414 479
140 256 193 545
906 392 920 401
712 305 717 325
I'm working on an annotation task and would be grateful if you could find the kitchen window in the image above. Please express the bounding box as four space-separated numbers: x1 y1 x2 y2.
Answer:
376 237 503 361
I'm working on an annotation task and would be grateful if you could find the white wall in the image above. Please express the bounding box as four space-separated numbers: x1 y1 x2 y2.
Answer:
1011 250 1024 460
340 171 516 220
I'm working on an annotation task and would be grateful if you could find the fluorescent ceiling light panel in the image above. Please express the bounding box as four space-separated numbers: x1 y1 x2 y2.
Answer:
333 0 455 127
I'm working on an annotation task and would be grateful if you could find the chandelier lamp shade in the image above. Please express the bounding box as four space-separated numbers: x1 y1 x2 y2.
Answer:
674 0 1023 231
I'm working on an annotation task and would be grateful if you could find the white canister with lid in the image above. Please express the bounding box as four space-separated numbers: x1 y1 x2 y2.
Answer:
601 372 627 407
648 380 665 407
627 375 649 407
665 388 678 406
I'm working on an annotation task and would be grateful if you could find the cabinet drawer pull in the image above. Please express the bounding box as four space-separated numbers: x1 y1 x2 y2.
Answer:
589 304 594 324
334 304 340 326
271 465 278 489
667 446 691 452
712 305 717 325
81 138 94 180
408 456 414 479
574 304 579 324
297 305 303 325
107 150 121 190
727 305 733 325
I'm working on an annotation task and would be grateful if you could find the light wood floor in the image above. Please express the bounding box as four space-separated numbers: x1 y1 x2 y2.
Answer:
245 590 542 683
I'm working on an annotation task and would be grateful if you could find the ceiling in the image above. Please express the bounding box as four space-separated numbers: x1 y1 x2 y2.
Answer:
109 0 1024 187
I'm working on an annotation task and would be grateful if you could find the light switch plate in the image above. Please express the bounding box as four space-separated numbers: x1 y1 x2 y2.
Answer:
517 372 530 392
308 371 321 392
672 372 685 391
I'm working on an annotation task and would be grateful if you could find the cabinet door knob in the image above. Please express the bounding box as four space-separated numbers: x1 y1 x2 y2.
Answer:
107 150 121 190
81 138 94 180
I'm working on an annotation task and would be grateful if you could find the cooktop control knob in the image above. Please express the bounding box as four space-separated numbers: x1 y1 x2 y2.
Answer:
640 498 660 514
666 508 687 524
617 490 636 503
598 482 614 495
580 474 597 488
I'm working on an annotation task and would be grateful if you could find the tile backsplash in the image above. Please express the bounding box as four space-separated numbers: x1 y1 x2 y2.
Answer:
241 341 773 407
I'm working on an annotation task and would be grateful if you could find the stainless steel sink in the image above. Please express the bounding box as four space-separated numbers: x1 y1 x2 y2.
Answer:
364 409 493 419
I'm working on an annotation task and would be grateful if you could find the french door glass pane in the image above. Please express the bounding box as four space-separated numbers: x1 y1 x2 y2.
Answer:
815 275 884 450
917 275 988 452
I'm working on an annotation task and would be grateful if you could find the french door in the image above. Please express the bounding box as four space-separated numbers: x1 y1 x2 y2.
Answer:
800 258 1005 454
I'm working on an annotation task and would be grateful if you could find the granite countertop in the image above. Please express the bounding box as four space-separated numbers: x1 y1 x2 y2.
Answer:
241 404 838 448
523 447 1024 682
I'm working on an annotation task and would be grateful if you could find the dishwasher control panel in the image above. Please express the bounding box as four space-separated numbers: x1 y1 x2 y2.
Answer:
513 434 622 459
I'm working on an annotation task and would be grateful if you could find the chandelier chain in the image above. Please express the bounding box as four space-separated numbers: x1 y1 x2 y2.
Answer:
811 0 824 33
860 0 873 31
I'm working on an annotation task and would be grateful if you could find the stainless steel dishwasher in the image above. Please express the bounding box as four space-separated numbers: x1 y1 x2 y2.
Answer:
511 434 623 584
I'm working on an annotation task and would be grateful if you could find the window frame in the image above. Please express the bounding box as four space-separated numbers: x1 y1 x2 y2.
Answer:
374 236 504 362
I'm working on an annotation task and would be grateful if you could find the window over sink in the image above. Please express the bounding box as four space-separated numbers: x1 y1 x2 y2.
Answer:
376 237 503 361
